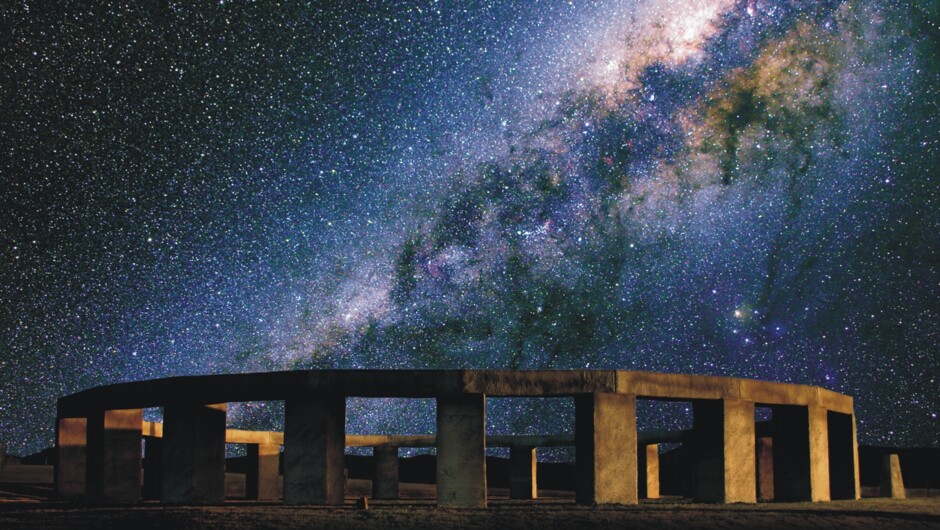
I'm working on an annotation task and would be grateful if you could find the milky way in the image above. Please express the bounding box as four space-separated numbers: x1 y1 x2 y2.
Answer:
2 0 938 456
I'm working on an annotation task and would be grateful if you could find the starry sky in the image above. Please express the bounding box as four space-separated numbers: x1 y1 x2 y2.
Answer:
2 0 938 457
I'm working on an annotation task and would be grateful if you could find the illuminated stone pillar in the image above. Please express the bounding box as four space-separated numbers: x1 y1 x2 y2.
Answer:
880 454 905 499
372 446 399 500
638 443 660 499
283 396 346 505
691 399 756 503
756 437 774 500
162 403 227 504
87 408 143 503
436 393 486 508
55 416 88 499
771 404 829 502
509 446 537 500
246 442 280 501
575 392 637 505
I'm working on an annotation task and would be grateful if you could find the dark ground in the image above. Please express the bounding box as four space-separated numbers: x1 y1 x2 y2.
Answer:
0 496 939 530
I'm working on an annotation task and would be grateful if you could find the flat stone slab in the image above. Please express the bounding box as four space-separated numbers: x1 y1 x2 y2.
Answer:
58 370 853 415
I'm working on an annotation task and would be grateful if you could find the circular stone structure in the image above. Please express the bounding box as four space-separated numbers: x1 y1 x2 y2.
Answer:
54 369 860 506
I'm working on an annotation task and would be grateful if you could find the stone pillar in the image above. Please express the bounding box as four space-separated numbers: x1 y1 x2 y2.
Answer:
880 454 905 499
55 416 88 499
372 446 400 500
756 437 774 500
771 404 830 502
690 399 756 503
828 411 859 500
638 444 659 499
142 436 164 500
246 442 281 500
436 393 487 508
509 446 537 500
283 396 346 505
162 403 227 504
86 408 143 503
575 392 637 505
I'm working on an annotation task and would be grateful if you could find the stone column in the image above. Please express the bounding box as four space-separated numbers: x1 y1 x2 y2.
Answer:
246 442 281 500
372 446 400 500
690 399 756 503
436 393 486 508
162 403 227 504
509 446 537 500
638 444 659 499
86 408 143 503
771 404 830 502
142 436 164 500
828 411 859 500
880 454 905 499
283 396 346 505
575 392 637 505
55 416 88 499
756 437 774 500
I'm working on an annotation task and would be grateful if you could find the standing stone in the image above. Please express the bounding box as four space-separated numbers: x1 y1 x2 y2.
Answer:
771 404 830 502
436 393 487 508
246 442 281 500
691 399 756 503
283 396 346 504
638 444 660 500
509 446 537 500
162 403 227 504
828 411 860 500
756 437 774 500
880 454 906 499
372 446 400 500
575 392 638 505
55 416 88 499
86 408 143 504
142 436 164 500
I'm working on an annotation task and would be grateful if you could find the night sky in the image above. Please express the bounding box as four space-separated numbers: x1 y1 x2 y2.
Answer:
2 0 938 457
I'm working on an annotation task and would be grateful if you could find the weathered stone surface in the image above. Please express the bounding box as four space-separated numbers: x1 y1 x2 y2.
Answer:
162 403 227 504
638 444 660 499
372 446 400 500
772 404 829 502
86 408 142 504
463 370 616 396
880 454 905 499
509 447 537 500
283 396 345 505
691 400 756 503
575 392 637 505
756 437 774 500
436 393 487 508
55 416 87 499
246 442 280 501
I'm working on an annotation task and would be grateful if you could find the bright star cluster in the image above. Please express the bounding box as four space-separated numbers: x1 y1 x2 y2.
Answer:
1 0 937 456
